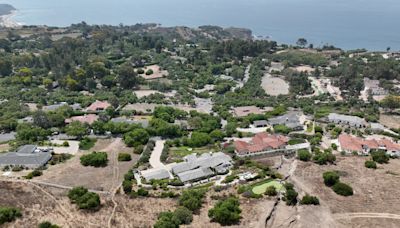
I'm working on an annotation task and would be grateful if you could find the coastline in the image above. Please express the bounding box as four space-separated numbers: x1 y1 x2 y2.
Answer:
0 10 22 28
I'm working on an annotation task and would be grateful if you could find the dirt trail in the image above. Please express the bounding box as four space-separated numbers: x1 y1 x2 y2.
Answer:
334 212 400 220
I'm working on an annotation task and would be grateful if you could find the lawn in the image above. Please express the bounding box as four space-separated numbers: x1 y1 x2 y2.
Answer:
170 146 217 158
252 180 284 195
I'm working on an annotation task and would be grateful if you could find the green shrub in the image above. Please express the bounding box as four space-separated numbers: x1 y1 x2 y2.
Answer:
208 197 241 225
323 171 340 187
179 189 206 211
62 141 69 147
365 160 377 169
273 124 292 134
24 169 43 179
68 187 101 210
0 206 22 225
297 149 312 161
122 180 133 194
332 182 353 196
174 206 193 225
80 152 108 167
137 188 149 197
137 68 145 74
264 186 277 196
134 145 144 154
371 150 389 164
300 194 320 205
38 221 60 228
79 137 96 150
118 153 132 162
145 69 153 75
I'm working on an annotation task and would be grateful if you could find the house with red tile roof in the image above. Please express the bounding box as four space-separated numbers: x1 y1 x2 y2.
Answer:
86 100 111 112
234 132 290 157
338 134 400 156
65 114 98 125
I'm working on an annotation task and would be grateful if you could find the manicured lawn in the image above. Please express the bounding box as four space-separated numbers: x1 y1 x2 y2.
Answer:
252 180 284 195
170 146 216 158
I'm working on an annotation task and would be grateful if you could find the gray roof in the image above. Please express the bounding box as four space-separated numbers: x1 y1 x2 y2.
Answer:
0 132 16 143
0 145 51 168
44 103 82 111
253 120 268 126
177 167 214 182
141 168 170 181
18 145 37 154
172 152 232 175
268 111 303 129
328 113 366 126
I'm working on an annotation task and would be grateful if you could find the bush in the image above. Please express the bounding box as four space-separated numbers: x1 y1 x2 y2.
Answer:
24 169 43 179
137 188 149 197
62 141 69 147
332 182 353 196
134 145 144 154
118 153 132 162
137 68 145 74
80 152 108 167
313 151 336 165
154 211 180 228
365 160 377 169
273 124 292 134
371 150 389 164
331 143 338 150
145 69 153 75
323 171 340 187
208 197 241 225
0 206 22 225
124 129 149 147
179 189 206 211
283 188 298 206
38 221 60 228
68 187 101 210
297 149 312 161
264 186 277 196
300 194 320 205
122 180 133 194
174 206 193 225
79 137 96 150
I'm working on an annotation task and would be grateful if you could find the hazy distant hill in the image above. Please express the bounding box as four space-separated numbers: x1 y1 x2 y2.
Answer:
0 4 15 16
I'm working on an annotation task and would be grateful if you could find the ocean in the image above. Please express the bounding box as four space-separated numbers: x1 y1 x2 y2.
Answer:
1 0 400 51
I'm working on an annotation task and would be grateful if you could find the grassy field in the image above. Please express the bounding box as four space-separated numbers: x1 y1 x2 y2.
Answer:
169 146 217 158
252 180 284 195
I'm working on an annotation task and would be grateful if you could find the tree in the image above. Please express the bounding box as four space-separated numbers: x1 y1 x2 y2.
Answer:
296 38 308 47
365 160 377 169
118 63 139 89
189 132 211 147
380 95 400 110
208 197 241 225
0 206 22 225
66 121 88 139
332 182 353 196
124 128 149 147
283 187 298 206
122 180 133 194
323 171 340 187
154 211 180 228
80 152 108 167
300 194 320 205
297 149 312 161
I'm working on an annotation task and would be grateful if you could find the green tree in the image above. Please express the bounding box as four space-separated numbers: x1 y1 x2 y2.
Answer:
297 149 312 161
365 160 377 169
118 153 132 161
264 186 277 196
300 194 320 205
38 221 60 228
173 207 193 225
178 189 206 211
208 197 241 225
371 150 389 164
124 128 149 147
66 121 88 139
118 63 139 89
68 187 101 210
323 171 340 187
80 152 108 167
189 132 211 147
296 38 308 47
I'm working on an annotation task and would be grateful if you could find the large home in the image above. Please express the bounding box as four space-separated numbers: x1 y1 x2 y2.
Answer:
232 106 273 118
234 132 289 157
86 100 111 112
268 111 304 131
43 102 82 112
171 152 232 183
0 145 52 169
364 78 388 96
328 113 368 128
110 117 149 128
338 134 400 156
65 114 99 125
140 168 171 182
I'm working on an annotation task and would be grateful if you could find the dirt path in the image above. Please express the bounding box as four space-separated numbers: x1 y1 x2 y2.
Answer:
334 212 400 220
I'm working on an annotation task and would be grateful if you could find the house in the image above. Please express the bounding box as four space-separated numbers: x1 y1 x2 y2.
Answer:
234 132 289 157
171 152 232 183
0 145 52 169
86 100 111 112
253 120 268 128
268 111 304 130
140 168 171 181
338 134 400 155
364 78 388 96
328 113 368 128
43 102 82 112
232 106 273 118
65 114 98 125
